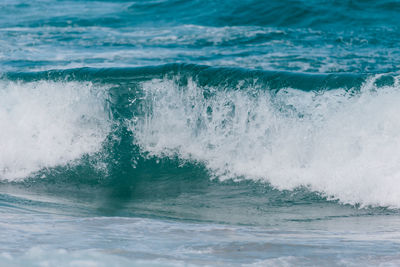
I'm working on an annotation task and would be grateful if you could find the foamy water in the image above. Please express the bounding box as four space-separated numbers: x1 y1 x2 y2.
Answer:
0 81 110 180
133 75 400 207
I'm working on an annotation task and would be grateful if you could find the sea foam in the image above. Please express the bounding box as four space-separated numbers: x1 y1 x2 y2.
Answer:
132 75 400 208
0 80 110 181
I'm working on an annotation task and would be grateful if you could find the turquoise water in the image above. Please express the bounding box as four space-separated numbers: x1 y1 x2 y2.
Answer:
2 1 400 266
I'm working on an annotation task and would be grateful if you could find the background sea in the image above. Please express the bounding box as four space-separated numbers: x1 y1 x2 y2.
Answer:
1 0 400 266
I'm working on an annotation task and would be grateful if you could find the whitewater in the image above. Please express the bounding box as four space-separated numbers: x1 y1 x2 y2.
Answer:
2 0 400 266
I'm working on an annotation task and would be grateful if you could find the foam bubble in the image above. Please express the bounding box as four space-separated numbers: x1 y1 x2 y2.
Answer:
0 80 110 181
132 75 400 208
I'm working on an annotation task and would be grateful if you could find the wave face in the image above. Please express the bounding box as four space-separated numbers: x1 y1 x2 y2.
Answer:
1 66 400 210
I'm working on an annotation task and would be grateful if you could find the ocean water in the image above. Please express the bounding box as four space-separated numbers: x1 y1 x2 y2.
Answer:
2 0 400 266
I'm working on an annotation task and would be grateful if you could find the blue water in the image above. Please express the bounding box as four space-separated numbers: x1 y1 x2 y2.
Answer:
2 1 400 266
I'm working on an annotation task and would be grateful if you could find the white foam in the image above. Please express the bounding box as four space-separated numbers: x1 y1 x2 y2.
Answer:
0 80 110 181
132 75 400 208
0 247 135 267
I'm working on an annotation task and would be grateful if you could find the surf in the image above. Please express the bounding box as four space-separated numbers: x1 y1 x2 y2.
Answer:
0 65 399 209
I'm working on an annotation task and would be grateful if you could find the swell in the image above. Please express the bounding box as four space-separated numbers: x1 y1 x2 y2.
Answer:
1 65 400 210
3 1 400 74
5 0 400 28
